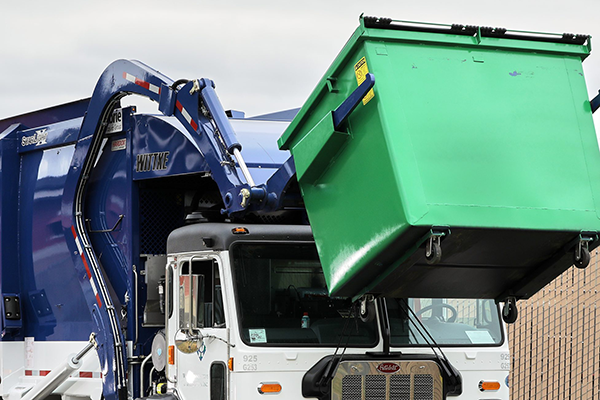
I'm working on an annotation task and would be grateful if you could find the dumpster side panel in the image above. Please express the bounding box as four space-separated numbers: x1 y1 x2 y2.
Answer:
295 45 415 295
562 56 600 222
380 40 598 230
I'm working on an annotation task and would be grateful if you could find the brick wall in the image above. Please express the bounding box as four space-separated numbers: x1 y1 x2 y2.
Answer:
508 249 600 399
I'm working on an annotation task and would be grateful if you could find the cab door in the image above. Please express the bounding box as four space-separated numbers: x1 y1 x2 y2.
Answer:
166 255 229 400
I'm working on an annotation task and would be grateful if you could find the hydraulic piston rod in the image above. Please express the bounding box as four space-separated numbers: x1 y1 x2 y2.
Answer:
20 334 97 400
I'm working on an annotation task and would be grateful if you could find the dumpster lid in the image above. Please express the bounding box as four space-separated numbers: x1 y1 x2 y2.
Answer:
278 16 591 150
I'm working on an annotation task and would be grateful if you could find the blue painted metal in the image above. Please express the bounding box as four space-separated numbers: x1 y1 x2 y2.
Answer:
198 79 242 153
19 144 92 341
0 99 89 134
226 110 245 119
53 59 298 400
132 115 209 180
591 90 600 113
1 59 301 400
332 73 375 130
18 118 82 153
0 124 23 338
59 60 176 400
262 156 298 211
247 108 300 121
158 84 177 116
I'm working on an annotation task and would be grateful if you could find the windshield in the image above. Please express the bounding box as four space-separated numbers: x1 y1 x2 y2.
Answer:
387 298 503 346
231 243 378 346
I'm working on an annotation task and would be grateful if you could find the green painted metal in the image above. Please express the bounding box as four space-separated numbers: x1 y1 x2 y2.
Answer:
279 17 600 301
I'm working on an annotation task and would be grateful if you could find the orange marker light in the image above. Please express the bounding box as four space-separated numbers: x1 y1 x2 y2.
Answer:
258 383 282 394
232 227 249 234
479 381 501 391
168 345 175 365
228 357 234 371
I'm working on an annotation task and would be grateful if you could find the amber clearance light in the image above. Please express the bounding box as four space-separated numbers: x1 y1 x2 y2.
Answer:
479 381 501 391
168 345 175 365
258 382 282 395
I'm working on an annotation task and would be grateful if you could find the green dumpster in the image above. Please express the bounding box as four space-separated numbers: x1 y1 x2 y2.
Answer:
278 17 600 304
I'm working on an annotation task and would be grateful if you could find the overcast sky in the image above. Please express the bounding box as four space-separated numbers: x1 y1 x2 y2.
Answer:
2 0 600 124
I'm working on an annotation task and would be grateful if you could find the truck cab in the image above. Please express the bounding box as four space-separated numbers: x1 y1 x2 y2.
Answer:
159 223 510 400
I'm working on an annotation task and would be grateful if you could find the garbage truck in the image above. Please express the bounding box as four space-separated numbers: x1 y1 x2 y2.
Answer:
2 16 600 400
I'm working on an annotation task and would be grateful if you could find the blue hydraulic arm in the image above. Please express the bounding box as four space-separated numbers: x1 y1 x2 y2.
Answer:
332 73 375 130
58 59 289 400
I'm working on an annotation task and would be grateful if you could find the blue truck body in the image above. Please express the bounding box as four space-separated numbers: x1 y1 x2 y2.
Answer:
0 61 301 399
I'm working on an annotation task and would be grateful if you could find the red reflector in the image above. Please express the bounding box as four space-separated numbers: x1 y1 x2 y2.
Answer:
80 371 93 378
40 370 51 376
25 370 33 376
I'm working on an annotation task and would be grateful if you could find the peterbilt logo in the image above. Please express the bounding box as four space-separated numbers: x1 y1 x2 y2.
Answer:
136 151 169 172
376 362 400 374
21 129 48 147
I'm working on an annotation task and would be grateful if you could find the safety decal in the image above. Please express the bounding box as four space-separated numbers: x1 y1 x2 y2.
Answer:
25 337 34 368
25 370 102 378
111 138 127 152
354 57 375 105
71 226 102 308
196 342 207 361
123 72 161 95
176 101 199 131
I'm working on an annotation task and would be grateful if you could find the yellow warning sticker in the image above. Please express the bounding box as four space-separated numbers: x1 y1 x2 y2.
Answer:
354 57 375 105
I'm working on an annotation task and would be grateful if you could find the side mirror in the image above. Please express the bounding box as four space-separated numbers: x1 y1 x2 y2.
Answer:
176 274 205 354
175 329 204 354
179 274 205 332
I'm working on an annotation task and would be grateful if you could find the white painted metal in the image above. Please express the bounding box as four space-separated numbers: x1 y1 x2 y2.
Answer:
0 341 101 400
20 339 94 400
20 356 81 400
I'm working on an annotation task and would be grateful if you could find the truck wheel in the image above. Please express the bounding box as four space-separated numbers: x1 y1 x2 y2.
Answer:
502 300 518 324
574 247 591 269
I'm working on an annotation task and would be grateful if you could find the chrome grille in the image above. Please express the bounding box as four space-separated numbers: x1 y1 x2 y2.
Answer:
390 375 411 400
365 375 386 400
414 375 434 400
342 375 362 400
332 360 442 400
